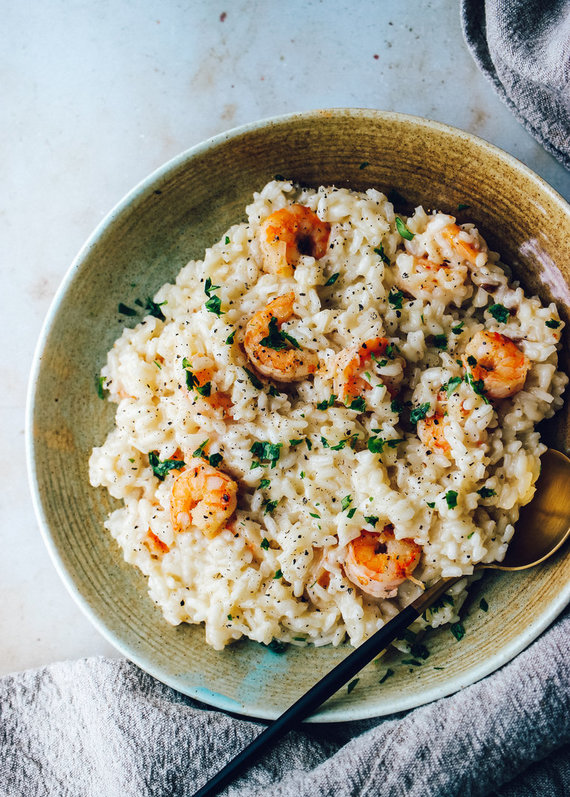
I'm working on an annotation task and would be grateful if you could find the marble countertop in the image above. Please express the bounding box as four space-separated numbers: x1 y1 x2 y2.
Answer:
3 0 569 677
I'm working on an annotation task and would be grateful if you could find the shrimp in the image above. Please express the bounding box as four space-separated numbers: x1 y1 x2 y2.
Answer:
440 223 482 265
463 329 530 400
395 254 469 301
170 458 237 538
244 292 318 382
258 204 331 276
344 525 422 599
334 337 403 403
417 412 451 455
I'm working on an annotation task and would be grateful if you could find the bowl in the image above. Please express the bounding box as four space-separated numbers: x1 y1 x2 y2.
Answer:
27 109 570 721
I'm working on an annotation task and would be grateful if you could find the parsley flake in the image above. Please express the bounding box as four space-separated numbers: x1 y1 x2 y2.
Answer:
208 453 223 468
445 490 458 509
445 376 463 396
388 288 404 309
374 245 390 264
451 322 464 334
325 273 340 286
341 495 352 511
410 403 431 424
264 500 279 516
259 478 271 489
317 394 337 410
477 487 496 498
260 537 270 550
367 436 385 454
546 319 561 329
273 568 282 578
149 451 185 481
347 507 357 519
364 515 379 526
250 441 282 466
396 217 414 240
450 622 465 641
205 295 224 316
96 376 106 399
192 439 209 458
432 334 447 350
243 367 263 389
349 396 366 413
204 277 221 296
225 329 236 344
488 303 510 323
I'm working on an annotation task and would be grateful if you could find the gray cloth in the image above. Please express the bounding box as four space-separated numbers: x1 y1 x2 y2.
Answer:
461 0 570 169
1 608 569 797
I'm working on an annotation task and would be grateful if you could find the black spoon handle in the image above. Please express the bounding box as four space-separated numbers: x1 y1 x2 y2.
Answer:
192 577 457 797
193 603 418 797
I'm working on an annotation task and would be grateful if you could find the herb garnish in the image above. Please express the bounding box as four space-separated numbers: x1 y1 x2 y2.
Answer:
341 495 353 511
388 288 404 309
450 622 465 641
410 403 431 424
273 568 283 578
457 203 470 211
96 376 106 399
374 245 390 265
390 398 403 414
243 367 263 389
444 376 463 396
359 161 369 169
396 217 414 240
208 453 223 468
259 479 271 490
259 316 301 350
325 273 340 286
148 451 185 481
451 321 464 334
445 490 458 509
546 319 561 329
118 302 137 316
205 295 223 316
477 486 496 498
204 277 221 296
347 507 357 519
364 515 379 526
316 394 337 410
349 397 366 413
192 439 209 458
264 500 279 516
488 303 510 323
432 334 447 350
464 372 490 403
367 436 385 454
250 441 282 467
225 329 236 344
260 537 270 550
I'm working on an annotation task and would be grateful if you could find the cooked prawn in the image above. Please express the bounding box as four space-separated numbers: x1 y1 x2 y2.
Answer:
170 458 237 538
464 329 530 400
244 292 318 382
334 337 403 403
395 254 469 301
258 204 331 276
417 412 451 455
344 525 422 599
440 223 481 265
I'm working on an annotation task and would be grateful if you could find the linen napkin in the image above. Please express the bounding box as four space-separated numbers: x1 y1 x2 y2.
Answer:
461 0 570 170
1 606 568 797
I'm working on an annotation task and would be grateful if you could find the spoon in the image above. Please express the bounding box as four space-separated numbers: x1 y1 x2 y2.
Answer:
193 448 570 797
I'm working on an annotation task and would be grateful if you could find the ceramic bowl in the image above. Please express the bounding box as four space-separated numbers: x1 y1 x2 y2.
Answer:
27 110 570 721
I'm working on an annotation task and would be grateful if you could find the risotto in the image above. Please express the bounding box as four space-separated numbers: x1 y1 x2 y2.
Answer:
89 180 567 651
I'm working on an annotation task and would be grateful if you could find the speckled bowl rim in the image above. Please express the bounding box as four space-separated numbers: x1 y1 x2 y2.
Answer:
26 108 570 722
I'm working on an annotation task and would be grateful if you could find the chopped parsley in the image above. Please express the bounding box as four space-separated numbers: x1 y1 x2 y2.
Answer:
364 515 379 526
309 512 321 519
192 439 209 458
118 302 137 316
464 372 490 403
450 622 465 641
268 385 282 397
386 438 403 448
457 203 470 211
466 355 477 366
204 277 221 296
148 451 185 480
208 453 223 468
289 439 303 447
317 394 337 410
300 471 305 479
205 295 224 316
488 303 510 323
306 438 313 450
347 507 357 519
224 236 230 245
349 396 366 413
477 486 496 498
259 316 301 350
273 174 286 181
359 161 369 169
144 297 167 321
367 436 385 454
451 321 464 334
264 500 279 516
225 329 236 344
388 288 404 309
426 501 435 509
243 367 263 389
390 398 403 414
546 319 561 329
341 495 353 511
396 217 414 240
250 441 282 467
374 245 390 265
259 478 271 489
479 598 489 612
260 537 270 550
329 439 347 451
432 334 447 350
325 273 340 286
96 376 106 399
410 402 431 424
410 642 430 660
445 490 458 509
379 668 394 684
273 568 283 578
444 376 463 396
182 359 211 396
347 678 359 694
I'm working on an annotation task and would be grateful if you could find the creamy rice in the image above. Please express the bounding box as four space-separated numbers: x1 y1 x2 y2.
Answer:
89 180 567 650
